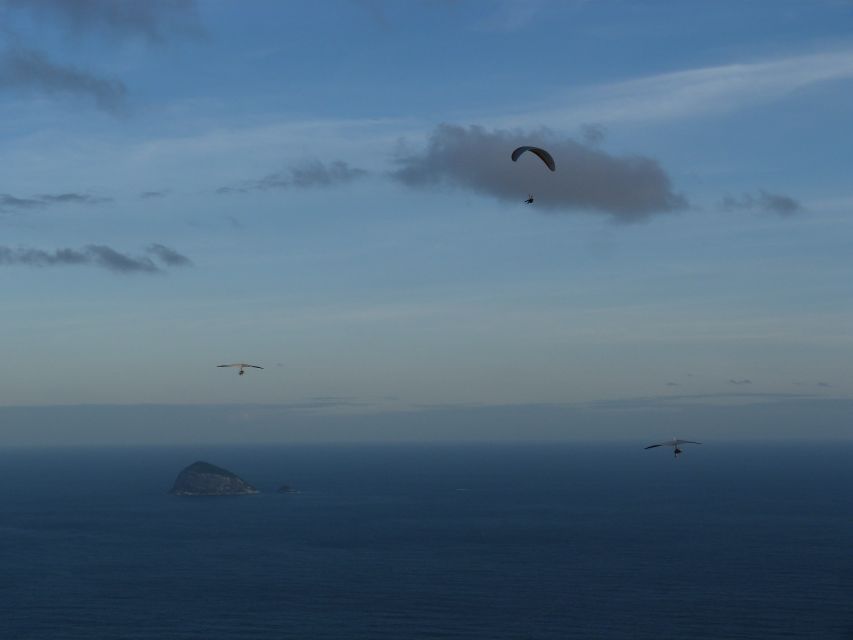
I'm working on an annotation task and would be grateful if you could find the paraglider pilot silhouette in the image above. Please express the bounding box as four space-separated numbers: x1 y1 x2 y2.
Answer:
511 146 555 206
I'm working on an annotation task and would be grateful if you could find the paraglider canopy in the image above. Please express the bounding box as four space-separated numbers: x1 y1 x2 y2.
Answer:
511 146 556 172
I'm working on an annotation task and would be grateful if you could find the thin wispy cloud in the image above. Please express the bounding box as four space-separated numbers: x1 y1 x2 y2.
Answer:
215 186 246 195
289 160 368 188
352 0 391 31
218 160 368 194
1 0 203 43
476 0 545 32
510 49 853 126
0 244 192 274
40 193 113 205
146 243 192 267
729 379 752 386
580 123 606 146
0 190 113 212
0 194 41 210
0 1 201 114
0 47 127 112
721 190 803 217
392 124 685 221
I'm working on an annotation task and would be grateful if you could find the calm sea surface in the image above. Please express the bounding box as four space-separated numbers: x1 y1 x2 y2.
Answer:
0 443 851 639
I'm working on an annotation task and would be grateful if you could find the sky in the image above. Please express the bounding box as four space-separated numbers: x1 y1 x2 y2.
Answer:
1 0 853 445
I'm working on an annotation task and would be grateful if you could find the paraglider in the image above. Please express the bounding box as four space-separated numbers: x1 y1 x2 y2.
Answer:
511 146 556 172
512 146 554 204
217 363 264 376
644 438 702 458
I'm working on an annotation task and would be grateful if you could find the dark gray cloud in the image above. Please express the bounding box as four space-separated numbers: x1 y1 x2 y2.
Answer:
146 243 192 267
2 0 202 43
0 194 41 210
0 47 127 112
218 160 368 194
721 190 803 217
37 193 112 205
140 190 166 199
729 379 752 386
88 245 158 272
0 190 112 211
391 124 686 221
666 382 680 387
817 381 832 388
0 244 192 274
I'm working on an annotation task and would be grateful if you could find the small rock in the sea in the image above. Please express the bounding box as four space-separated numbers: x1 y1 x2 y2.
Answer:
277 484 296 493
169 461 259 496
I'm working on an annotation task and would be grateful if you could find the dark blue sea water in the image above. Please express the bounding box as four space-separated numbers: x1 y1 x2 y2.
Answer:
0 443 851 639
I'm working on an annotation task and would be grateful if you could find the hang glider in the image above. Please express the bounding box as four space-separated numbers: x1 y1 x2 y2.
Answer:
644 438 702 458
217 363 264 376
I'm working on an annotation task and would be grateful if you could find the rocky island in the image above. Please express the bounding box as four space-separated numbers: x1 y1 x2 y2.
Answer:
169 461 259 496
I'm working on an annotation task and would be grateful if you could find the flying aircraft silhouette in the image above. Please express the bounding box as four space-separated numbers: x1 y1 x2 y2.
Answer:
217 363 264 376
644 438 702 458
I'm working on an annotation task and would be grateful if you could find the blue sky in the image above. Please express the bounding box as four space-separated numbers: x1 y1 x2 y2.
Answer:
1 0 852 443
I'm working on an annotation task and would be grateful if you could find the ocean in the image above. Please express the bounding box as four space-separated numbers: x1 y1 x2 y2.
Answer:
0 443 850 639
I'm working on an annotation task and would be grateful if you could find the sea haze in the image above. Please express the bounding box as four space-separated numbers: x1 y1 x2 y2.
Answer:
0 443 850 639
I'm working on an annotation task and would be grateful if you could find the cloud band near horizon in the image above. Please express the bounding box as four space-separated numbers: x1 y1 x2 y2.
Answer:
0 244 192 273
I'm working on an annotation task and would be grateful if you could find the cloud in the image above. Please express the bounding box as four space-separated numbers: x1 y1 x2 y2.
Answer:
0 194 41 210
666 382 680 387
1 0 202 43
817 381 832 388
476 0 546 32
391 124 686 221
729 379 752 386
38 193 113 205
580 123 606 146
87 245 158 272
4 395 853 446
352 0 391 30
146 243 192 267
721 190 803 217
219 160 368 194
0 47 127 112
588 392 811 413
288 160 368 188
139 190 166 199
0 190 113 211
522 49 853 127
215 186 247 195
0 244 192 274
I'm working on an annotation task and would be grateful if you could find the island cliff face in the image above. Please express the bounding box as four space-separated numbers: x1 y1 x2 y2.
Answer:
169 461 259 496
